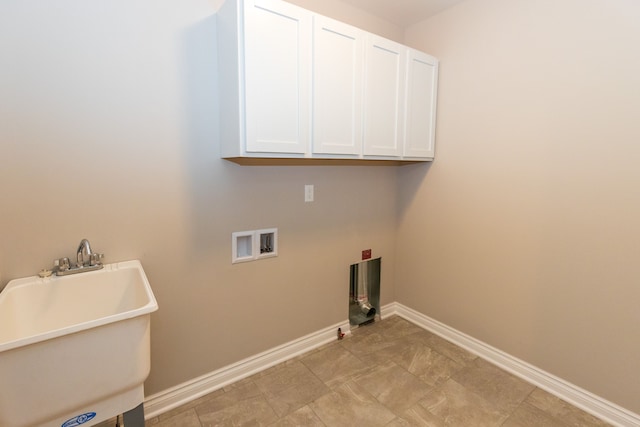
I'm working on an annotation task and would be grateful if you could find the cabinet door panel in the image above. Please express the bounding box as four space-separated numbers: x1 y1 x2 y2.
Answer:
312 16 363 155
363 35 405 157
404 50 438 159
244 0 311 154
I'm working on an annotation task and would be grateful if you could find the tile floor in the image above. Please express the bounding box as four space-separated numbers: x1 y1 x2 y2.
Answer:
98 316 610 426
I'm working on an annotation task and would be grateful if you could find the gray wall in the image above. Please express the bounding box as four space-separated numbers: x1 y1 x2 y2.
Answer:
0 0 400 395
400 0 640 413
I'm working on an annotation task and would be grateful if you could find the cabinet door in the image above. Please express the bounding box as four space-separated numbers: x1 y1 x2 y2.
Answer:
312 16 364 155
243 0 311 154
404 49 438 159
363 35 406 157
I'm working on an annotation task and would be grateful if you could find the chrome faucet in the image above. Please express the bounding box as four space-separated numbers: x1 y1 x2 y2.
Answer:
43 238 105 277
77 238 93 267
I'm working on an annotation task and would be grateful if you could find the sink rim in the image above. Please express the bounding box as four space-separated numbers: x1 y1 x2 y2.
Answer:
0 260 158 353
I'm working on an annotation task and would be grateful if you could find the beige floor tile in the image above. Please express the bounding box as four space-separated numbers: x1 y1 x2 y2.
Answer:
158 389 225 422
252 360 330 417
300 344 370 388
353 360 433 415
270 405 325 426
342 321 426 367
390 403 447 426
340 330 398 365
451 358 535 414
419 379 509 426
252 360 314 394
392 340 465 387
309 380 396 427
194 380 263 415
155 408 201 427
264 382 330 420
197 396 277 426
502 402 568 427
354 339 413 367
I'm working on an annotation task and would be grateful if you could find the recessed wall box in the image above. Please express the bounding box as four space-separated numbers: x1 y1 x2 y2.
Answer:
232 228 279 264
257 228 278 259
232 231 255 264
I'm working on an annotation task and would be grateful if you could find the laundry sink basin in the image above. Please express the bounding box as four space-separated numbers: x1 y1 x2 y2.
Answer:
0 260 158 427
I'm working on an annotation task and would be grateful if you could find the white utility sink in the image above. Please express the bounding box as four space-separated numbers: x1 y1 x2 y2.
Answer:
0 260 158 427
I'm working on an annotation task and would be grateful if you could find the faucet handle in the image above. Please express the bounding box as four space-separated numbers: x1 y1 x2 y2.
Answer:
89 253 104 266
55 257 71 272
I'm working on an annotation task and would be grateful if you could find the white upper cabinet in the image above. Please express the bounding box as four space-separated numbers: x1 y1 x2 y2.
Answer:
218 0 312 157
363 35 406 157
217 0 438 162
404 49 439 159
312 16 364 156
244 0 311 154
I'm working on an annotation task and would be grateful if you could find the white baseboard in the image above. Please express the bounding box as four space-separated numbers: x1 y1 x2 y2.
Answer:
388 302 640 427
144 303 640 427
143 319 351 419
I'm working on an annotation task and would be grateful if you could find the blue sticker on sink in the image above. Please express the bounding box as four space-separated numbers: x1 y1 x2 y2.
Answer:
61 412 96 427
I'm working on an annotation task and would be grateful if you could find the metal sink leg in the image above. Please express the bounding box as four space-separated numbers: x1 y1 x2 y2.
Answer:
123 403 145 427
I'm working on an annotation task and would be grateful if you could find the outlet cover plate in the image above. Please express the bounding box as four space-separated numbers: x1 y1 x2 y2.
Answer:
305 185 314 202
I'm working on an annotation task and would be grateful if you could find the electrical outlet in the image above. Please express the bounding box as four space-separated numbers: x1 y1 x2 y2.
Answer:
305 185 314 202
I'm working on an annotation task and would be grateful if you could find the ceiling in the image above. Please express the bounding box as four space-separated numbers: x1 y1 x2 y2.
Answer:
339 0 467 27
